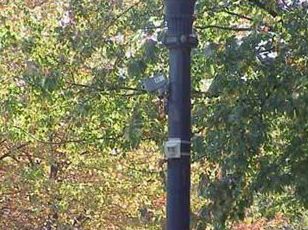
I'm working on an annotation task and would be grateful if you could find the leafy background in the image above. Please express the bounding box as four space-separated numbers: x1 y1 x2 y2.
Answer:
0 0 308 229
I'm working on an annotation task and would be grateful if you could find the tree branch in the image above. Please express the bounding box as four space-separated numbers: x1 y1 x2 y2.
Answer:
249 0 278 17
68 82 146 96
223 10 253 21
0 142 29 161
195 25 253 31
103 0 142 34
12 126 121 146
0 139 6 145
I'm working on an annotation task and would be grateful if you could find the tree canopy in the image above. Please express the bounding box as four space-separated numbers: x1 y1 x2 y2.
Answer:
0 0 308 229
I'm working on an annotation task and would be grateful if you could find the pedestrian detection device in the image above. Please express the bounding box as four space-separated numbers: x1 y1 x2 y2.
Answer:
141 74 167 93
165 138 181 158
164 138 190 159
142 74 169 117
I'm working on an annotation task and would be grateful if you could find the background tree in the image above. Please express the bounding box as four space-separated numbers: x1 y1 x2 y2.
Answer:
0 0 307 229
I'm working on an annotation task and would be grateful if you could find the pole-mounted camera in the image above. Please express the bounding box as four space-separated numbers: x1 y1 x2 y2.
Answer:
141 74 168 97
141 74 169 118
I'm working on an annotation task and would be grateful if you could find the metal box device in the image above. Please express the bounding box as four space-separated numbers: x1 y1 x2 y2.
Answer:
141 74 167 93
164 138 181 158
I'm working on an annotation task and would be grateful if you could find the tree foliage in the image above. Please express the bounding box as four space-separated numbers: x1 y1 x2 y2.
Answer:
0 0 308 229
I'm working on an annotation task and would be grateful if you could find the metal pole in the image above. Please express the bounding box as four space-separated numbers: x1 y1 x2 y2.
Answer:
164 0 197 229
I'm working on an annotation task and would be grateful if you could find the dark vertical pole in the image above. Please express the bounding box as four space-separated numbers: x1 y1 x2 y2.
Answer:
164 0 197 229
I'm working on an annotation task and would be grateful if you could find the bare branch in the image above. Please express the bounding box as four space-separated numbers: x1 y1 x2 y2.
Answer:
12 126 120 146
195 25 253 31
249 0 278 17
69 82 143 92
0 142 29 161
103 0 142 34
223 10 253 21
0 139 6 145
67 82 146 97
